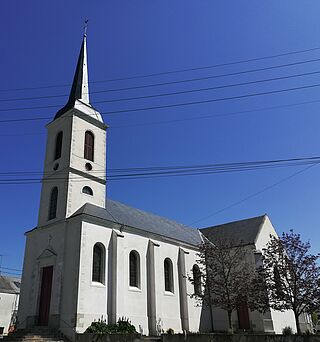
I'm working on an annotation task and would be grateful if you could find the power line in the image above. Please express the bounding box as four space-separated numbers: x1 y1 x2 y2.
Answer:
3 80 320 114
3 57 320 103
1 155 319 174
94 69 320 104
1 98 320 128
2 44 320 93
190 163 318 226
0 266 22 272
102 82 320 115
0 270 22 276
0 156 320 184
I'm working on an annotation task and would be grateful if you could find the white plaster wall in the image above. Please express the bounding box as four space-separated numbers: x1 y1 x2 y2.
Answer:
66 114 106 217
116 230 149 335
70 115 106 181
255 217 296 334
59 217 82 339
185 250 203 332
0 292 19 334
38 110 107 227
75 221 202 336
76 221 112 332
38 114 73 227
21 215 202 338
254 216 278 252
18 222 67 328
66 174 106 218
153 240 181 333
38 178 69 227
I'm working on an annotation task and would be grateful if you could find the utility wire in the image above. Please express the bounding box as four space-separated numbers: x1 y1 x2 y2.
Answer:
1 156 320 175
102 82 320 115
94 69 320 104
1 98 320 127
190 163 318 226
1 44 320 93
3 80 320 114
1 156 320 184
0 270 22 276
0 266 22 272
3 57 320 103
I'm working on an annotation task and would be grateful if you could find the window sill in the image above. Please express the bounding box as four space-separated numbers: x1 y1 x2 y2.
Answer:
91 281 105 288
164 290 174 296
128 286 141 293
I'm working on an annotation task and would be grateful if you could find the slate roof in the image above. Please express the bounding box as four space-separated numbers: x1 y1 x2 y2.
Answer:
0 275 21 294
55 35 92 120
71 199 201 246
200 215 266 247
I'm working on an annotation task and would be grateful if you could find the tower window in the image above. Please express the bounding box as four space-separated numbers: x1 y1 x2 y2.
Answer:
84 131 94 162
92 243 105 283
54 131 63 160
164 258 174 293
192 264 201 295
129 250 140 288
82 186 93 196
48 187 58 220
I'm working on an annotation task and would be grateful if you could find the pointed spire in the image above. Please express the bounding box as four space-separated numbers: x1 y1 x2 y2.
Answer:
54 21 94 120
68 21 90 105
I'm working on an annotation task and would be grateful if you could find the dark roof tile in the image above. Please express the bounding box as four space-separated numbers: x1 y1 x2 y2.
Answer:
71 199 201 246
200 215 266 247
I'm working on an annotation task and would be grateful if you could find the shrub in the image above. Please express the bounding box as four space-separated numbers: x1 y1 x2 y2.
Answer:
166 328 174 335
282 326 293 335
85 317 137 334
116 317 137 334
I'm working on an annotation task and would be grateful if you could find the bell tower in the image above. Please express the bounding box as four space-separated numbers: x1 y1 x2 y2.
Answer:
37 31 107 227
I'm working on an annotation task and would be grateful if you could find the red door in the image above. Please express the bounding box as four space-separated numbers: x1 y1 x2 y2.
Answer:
38 266 53 326
237 302 250 330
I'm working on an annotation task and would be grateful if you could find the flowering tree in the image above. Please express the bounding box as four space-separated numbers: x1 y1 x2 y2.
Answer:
259 230 320 334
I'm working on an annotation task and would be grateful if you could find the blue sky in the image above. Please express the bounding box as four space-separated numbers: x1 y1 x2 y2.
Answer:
1 1 320 274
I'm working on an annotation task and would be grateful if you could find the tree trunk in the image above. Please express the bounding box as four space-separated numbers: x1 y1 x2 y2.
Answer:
294 310 301 335
227 310 233 333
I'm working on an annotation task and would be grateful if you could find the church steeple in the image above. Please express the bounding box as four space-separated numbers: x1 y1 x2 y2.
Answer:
54 23 102 122
37 27 107 227
68 33 90 105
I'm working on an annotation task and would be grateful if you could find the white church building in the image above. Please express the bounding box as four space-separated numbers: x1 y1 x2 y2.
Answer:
17 33 306 339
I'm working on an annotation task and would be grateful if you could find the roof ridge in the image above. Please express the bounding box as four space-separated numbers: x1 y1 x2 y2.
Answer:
201 213 267 230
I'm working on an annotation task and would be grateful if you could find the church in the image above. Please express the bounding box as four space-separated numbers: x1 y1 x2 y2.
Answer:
17 33 306 340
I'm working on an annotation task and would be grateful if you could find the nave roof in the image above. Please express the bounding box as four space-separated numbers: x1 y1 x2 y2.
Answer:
72 199 202 246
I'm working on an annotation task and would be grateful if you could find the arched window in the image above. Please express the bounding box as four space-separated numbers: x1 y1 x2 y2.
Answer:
48 187 58 220
82 186 93 196
129 250 140 288
164 258 174 292
193 264 201 295
54 131 63 160
92 243 105 283
84 131 94 162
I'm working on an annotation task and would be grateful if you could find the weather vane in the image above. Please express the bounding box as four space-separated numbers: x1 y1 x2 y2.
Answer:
84 20 89 37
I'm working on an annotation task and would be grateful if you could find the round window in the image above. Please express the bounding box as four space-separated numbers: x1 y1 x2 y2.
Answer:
85 162 92 171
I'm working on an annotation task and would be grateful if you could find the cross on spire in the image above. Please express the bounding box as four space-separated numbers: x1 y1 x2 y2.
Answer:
84 20 88 37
